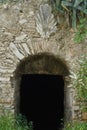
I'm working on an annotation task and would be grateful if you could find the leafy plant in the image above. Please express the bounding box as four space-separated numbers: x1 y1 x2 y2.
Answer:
0 112 33 130
49 0 64 13
0 113 14 130
64 121 87 130
49 0 87 29
74 18 87 43
62 0 87 29
75 55 87 111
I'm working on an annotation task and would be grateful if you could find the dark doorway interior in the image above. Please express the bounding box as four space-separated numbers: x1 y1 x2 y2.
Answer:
19 74 64 130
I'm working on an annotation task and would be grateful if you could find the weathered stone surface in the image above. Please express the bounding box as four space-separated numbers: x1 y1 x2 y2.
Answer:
22 43 31 54
9 42 24 60
0 67 14 73
0 77 10 82
35 4 57 38
15 34 27 41
0 0 87 122
19 19 27 24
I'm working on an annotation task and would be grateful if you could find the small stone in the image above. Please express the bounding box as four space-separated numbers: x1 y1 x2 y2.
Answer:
0 67 14 73
12 5 20 11
15 34 27 41
4 32 12 36
3 4 9 10
82 112 87 120
0 77 10 82
29 11 34 16
22 43 31 54
74 106 79 111
19 19 27 24
9 42 24 60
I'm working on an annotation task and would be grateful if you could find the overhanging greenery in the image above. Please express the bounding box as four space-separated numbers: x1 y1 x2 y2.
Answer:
49 0 87 29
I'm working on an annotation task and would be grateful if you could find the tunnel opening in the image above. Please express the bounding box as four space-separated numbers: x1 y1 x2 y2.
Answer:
19 74 64 130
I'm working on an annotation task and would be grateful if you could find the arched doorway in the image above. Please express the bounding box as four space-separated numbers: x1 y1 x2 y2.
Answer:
20 74 64 130
13 53 69 130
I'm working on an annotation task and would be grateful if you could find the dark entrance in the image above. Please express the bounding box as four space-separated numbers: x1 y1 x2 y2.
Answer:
19 74 64 130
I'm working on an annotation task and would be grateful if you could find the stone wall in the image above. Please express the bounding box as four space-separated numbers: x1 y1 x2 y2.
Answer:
0 0 87 121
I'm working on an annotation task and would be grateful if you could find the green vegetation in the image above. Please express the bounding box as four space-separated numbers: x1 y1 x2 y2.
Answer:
64 121 87 130
0 112 87 130
49 0 87 29
74 18 87 43
75 55 87 112
0 112 33 130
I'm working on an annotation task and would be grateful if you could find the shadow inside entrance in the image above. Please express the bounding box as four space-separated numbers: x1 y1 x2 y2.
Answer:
19 74 64 130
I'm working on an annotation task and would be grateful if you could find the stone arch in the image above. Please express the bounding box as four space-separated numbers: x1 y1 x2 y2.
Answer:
11 52 70 122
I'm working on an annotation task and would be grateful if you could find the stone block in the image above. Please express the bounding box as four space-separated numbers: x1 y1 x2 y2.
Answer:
82 112 87 120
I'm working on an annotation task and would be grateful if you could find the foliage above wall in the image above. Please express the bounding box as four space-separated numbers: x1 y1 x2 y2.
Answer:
49 0 87 29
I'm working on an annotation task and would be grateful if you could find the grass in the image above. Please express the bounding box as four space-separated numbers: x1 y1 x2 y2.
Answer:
0 112 33 130
64 121 87 130
74 18 87 43
0 112 87 130
75 55 87 112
